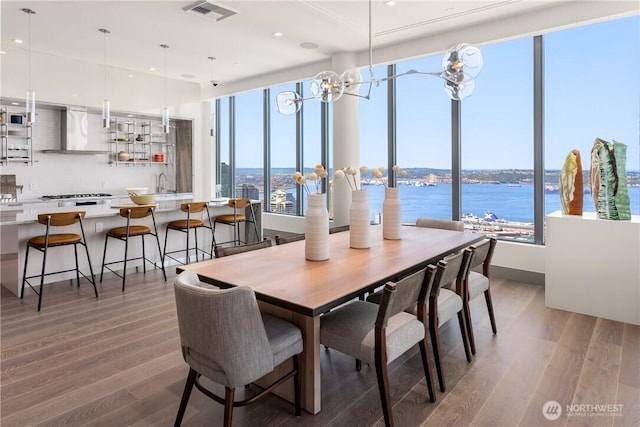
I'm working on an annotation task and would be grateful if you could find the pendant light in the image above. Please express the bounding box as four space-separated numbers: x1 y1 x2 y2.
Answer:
99 28 111 128
22 8 36 124
161 44 170 134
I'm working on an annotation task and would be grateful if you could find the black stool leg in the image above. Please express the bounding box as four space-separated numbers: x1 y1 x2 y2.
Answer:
84 241 98 298
122 234 129 292
194 228 199 261
185 226 191 264
154 231 167 282
141 235 147 274
100 235 109 283
37 245 48 312
74 244 80 287
163 226 170 267
21 245 31 299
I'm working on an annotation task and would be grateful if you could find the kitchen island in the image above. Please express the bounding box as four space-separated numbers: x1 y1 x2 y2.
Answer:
0 194 262 296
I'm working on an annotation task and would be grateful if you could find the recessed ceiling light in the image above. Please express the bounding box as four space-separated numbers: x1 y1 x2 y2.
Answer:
272 32 283 37
11 102 19 105
181 74 196 79
148 67 156 71
72 94 77 97
128 74 133 78
12 38 23 44
127 114 134 117
384 0 395 6
0 51 6 55
300 42 318 49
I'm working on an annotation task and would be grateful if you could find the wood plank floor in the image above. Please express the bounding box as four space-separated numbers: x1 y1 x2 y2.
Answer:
2 269 639 426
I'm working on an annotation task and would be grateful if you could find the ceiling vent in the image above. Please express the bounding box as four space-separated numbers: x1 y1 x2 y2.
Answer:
183 1 238 21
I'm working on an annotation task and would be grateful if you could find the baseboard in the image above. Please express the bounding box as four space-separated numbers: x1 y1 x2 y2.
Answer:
491 265 545 286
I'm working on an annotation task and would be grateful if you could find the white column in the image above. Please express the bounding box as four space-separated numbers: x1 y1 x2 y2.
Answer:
331 52 360 226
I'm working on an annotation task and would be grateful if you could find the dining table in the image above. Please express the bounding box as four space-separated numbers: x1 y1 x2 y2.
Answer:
177 225 484 414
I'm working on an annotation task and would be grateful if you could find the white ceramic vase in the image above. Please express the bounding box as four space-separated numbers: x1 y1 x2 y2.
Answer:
383 187 402 240
305 193 329 261
349 190 371 249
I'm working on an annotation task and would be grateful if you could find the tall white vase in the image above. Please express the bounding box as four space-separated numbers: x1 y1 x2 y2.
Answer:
383 187 402 240
305 193 329 261
350 190 371 249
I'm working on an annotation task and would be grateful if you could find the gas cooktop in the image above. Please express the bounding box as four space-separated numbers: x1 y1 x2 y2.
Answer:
42 193 112 200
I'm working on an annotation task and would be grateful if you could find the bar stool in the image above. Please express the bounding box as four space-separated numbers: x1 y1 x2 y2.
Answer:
163 202 215 265
100 206 166 291
213 198 259 246
21 211 98 311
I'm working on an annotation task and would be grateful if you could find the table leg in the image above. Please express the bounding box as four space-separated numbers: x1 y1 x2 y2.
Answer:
258 302 321 414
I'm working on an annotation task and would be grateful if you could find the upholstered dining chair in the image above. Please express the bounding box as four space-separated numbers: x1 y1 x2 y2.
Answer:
463 238 498 355
415 218 464 231
428 249 473 392
21 211 98 311
100 206 166 292
274 233 305 245
173 270 303 427
213 239 273 258
320 267 437 427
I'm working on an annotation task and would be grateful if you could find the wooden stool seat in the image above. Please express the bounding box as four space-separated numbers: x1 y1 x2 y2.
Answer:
21 211 98 311
167 219 204 230
214 214 246 224
107 225 150 238
28 233 82 247
100 206 166 292
163 202 214 265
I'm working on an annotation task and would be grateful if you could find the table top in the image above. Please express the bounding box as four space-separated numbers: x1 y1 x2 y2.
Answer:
179 226 484 317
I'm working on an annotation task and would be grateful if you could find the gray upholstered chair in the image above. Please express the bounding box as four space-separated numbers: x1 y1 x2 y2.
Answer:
320 267 436 427
463 238 497 355
173 271 303 427
213 238 273 257
428 250 473 392
274 233 305 245
415 217 464 231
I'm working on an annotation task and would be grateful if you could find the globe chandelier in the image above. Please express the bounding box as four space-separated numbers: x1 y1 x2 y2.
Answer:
275 0 484 115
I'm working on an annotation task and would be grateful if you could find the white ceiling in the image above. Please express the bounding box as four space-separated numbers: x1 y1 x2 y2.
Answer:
0 1 636 91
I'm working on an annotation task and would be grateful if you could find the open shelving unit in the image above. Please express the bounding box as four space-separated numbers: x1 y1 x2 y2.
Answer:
0 106 33 165
108 118 174 167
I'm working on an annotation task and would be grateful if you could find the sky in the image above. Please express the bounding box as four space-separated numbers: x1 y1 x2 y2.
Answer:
226 15 639 172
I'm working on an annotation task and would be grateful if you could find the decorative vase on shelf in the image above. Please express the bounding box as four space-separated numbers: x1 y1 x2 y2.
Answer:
350 190 371 249
382 187 402 240
305 193 329 261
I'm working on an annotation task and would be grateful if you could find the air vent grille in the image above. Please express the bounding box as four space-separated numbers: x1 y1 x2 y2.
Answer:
183 1 238 21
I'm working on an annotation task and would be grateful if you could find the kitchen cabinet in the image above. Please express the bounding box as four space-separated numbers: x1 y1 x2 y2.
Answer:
0 106 33 165
108 117 174 167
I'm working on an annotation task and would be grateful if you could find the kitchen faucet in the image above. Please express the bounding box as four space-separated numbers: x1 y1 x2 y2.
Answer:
157 173 168 193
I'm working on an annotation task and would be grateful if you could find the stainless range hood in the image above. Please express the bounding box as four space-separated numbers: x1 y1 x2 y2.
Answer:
42 107 109 154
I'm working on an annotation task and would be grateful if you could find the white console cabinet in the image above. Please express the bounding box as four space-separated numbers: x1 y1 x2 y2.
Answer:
545 211 640 325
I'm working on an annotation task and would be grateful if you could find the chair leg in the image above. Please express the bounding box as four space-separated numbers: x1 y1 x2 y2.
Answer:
374 351 393 427
194 228 199 261
73 244 80 287
429 319 445 392
21 245 31 299
141 235 147 274
122 235 129 292
418 338 436 402
174 368 197 427
37 245 48 312
185 226 191 264
355 359 362 372
485 288 497 334
463 296 476 356
100 236 109 283
457 311 472 363
163 227 170 267
82 240 98 298
154 232 167 282
293 354 302 417
223 387 235 427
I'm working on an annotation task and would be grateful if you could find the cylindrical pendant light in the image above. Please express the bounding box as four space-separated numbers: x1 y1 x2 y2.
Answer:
161 44 170 134
23 8 36 124
99 28 111 128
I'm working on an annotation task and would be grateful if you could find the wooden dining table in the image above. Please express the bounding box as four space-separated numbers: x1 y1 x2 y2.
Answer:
177 225 484 414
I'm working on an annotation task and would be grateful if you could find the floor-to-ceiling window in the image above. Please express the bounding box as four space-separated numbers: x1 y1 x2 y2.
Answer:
395 55 452 222
544 16 640 224
461 38 534 242
234 91 264 199
216 98 231 197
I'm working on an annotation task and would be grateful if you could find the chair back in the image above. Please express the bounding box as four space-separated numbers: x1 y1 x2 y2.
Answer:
275 234 305 245
214 239 273 257
37 211 85 227
375 267 434 329
180 202 209 214
229 198 251 209
432 250 472 296
469 238 497 274
415 218 464 231
174 271 273 388
119 206 155 219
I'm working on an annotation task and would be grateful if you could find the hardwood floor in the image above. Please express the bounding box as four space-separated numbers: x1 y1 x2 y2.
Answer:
1 269 638 426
